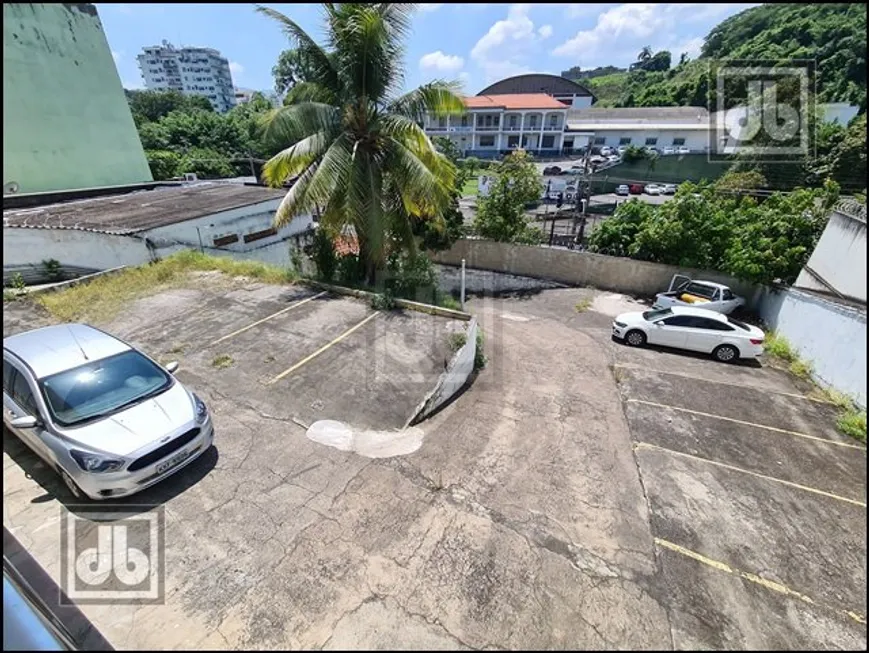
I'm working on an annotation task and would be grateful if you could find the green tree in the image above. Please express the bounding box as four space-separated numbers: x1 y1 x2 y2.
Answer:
714 170 768 192
178 148 236 179
473 150 543 244
256 4 464 285
272 48 318 96
145 150 182 180
637 46 653 62
126 89 213 123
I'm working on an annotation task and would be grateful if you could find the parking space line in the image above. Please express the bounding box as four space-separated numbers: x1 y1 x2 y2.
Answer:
627 399 865 451
266 311 380 384
205 291 328 348
635 442 867 507
615 364 833 404
654 537 866 625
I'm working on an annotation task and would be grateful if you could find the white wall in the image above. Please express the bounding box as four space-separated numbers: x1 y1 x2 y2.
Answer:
3 228 150 278
795 206 866 303
593 130 708 150
757 287 866 407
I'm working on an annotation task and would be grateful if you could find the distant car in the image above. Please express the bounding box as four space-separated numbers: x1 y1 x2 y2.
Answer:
567 166 583 175
661 146 675 156
662 183 677 195
617 145 629 155
543 166 562 176
677 146 691 155
600 146 614 156
644 184 663 195
643 146 659 156
611 306 765 363
629 184 644 195
3 324 214 500
606 154 621 163
653 275 746 314
615 184 630 196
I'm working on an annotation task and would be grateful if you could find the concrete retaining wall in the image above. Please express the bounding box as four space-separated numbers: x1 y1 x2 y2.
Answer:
434 263 565 296
410 318 478 424
432 239 761 305
757 287 866 407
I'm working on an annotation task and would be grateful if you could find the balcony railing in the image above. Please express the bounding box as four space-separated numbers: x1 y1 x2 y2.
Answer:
502 126 522 132
543 125 562 131
475 125 500 131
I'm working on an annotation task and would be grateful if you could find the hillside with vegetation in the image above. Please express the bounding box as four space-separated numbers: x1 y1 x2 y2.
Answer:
575 3 866 109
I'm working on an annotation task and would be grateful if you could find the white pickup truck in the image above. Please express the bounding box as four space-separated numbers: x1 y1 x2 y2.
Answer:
652 275 745 315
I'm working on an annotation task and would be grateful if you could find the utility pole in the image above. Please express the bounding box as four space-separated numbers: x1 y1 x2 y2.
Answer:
574 138 594 244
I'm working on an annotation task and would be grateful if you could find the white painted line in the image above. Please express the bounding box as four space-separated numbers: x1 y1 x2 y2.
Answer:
205 291 327 348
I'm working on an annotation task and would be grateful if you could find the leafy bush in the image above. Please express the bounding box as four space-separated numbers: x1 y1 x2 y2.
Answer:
448 332 467 351
473 150 544 244
9 273 26 291
146 150 182 180
311 229 338 281
336 253 366 286
621 145 649 164
370 289 397 311
837 410 867 442
385 253 438 302
474 329 487 371
42 259 62 281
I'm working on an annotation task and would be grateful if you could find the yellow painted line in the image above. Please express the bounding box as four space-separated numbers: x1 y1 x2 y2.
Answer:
635 442 867 507
613 363 834 404
627 398 865 451
654 538 866 625
205 291 328 348
266 311 380 384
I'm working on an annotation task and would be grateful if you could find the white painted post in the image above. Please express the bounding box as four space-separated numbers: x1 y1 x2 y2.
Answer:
460 258 466 311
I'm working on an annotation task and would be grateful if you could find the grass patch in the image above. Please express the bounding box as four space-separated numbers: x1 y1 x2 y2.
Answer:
574 297 592 313
36 250 297 323
3 290 19 302
448 331 467 352
461 177 479 197
438 294 462 312
788 358 813 380
211 354 234 369
763 331 797 362
836 410 867 442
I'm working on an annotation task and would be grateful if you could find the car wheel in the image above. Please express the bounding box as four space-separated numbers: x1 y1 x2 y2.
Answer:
713 344 739 363
59 468 85 500
624 330 646 347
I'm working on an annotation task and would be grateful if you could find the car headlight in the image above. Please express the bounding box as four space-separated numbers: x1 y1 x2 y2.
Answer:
69 449 124 473
193 394 209 424
615 321 627 328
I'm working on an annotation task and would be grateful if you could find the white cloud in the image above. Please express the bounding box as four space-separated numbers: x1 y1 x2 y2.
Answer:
458 71 472 90
538 25 553 39
471 4 546 83
229 61 244 77
418 3 443 12
551 3 754 67
419 50 465 74
565 4 615 20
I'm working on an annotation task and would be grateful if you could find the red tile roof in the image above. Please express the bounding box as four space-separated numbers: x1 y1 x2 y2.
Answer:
463 93 568 110
333 233 359 256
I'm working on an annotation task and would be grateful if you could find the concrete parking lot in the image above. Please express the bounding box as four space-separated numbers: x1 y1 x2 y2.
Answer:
3 280 866 649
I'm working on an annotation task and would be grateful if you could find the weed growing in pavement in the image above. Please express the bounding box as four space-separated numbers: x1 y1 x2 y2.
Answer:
474 329 487 371
448 332 468 352
574 297 592 312
211 354 234 369
10 273 26 291
370 290 397 311
837 410 867 442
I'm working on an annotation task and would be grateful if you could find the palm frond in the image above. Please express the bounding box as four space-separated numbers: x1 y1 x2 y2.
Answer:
283 81 338 106
387 81 465 121
261 131 331 188
259 102 340 148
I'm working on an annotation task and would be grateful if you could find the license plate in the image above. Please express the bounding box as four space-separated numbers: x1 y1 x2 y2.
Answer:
155 449 190 475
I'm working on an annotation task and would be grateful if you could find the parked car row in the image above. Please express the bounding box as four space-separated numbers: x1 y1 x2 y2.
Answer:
615 183 679 196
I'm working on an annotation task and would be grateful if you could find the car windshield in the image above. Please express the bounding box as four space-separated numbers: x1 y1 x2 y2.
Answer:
642 308 672 320
40 350 171 427
679 282 718 299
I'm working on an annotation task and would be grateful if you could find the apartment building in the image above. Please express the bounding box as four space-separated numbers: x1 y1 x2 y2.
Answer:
137 41 236 113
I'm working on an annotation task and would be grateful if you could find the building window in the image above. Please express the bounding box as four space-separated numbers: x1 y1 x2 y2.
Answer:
507 135 520 148
528 116 537 128
479 136 495 147
549 115 558 126
461 116 468 127
542 135 555 148
593 137 606 145
672 137 686 146
510 115 518 128
438 117 446 128
645 137 658 146
243 227 278 244
619 137 632 145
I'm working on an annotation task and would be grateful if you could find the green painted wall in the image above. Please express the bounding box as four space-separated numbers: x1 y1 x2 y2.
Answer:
3 3 152 193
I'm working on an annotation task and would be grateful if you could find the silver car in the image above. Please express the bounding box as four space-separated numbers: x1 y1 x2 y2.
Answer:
3 324 213 500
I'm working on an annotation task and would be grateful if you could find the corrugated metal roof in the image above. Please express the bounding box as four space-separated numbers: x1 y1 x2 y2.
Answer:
3 183 286 235
567 106 709 122
565 122 711 131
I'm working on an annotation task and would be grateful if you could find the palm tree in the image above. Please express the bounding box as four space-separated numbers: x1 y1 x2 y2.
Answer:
638 45 653 62
256 3 465 284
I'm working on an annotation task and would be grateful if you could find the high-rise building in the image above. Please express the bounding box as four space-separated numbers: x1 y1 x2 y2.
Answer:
137 40 236 113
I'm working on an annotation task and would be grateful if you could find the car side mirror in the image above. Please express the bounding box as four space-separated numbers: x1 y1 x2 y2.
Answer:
165 361 179 374
10 415 38 429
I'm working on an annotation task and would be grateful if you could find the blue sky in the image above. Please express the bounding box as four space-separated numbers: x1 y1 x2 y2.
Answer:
99 3 757 96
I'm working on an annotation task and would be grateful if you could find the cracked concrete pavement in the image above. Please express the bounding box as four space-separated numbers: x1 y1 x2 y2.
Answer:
3 278 866 649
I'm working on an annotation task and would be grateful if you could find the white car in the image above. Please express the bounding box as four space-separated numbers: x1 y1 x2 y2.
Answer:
653 275 745 314
600 146 614 156
662 183 677 195
612 306 765 362
677 146 690 155
644 184 663 195
617 145 629 155
606 154 621 163
661 146 675 156
615 184 630 196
